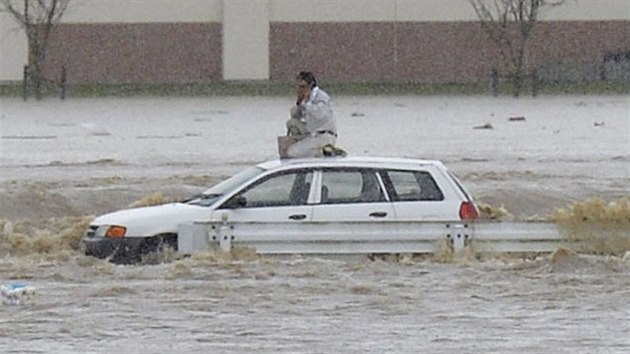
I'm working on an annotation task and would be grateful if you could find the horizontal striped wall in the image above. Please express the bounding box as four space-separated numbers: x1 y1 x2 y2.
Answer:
269 20 630 83
43 23 222 84
41 20 628 84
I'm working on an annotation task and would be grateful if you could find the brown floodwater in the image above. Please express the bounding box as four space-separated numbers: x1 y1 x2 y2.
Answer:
1 96 628 353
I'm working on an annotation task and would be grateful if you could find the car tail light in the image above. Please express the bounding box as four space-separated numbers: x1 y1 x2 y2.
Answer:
459 201 478 220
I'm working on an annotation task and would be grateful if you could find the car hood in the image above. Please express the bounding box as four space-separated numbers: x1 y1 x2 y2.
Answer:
92 203 212 237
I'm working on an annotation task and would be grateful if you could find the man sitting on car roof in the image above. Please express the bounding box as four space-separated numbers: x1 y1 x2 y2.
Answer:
284 71 344 158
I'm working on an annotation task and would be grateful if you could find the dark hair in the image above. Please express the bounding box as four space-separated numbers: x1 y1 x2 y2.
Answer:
297 71 317 89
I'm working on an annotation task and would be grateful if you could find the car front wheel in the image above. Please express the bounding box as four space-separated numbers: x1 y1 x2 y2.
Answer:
138 233 179 264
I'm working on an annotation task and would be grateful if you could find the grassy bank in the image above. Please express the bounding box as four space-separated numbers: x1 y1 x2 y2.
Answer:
1 80 628 98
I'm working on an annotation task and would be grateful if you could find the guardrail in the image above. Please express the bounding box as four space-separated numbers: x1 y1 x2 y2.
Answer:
178 220 571 255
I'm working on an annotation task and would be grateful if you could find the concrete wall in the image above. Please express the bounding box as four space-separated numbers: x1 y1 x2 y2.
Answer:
223 1 269 80
0 11 27 81
1 0 628 83
268 0 630 22
63 0 223 22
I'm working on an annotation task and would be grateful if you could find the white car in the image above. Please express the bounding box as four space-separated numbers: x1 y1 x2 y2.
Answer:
82 156 478 262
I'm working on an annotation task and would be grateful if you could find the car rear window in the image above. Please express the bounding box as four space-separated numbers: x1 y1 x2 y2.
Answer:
382 170 444 202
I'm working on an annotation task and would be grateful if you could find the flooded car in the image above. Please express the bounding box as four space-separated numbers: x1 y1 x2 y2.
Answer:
82 156 478 263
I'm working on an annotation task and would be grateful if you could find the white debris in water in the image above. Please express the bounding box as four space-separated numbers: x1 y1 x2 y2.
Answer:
1 283 36 305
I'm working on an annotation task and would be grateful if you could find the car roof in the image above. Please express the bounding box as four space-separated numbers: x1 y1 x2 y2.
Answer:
256 156 446 171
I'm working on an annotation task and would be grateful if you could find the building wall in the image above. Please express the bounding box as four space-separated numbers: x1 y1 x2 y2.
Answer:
266 0 629 83
267 0 630 22
1 0 628 83
63 0 223 22
223 1 269 80
268 0 481 22
1 0 223 82
43 23 222 84
269 20 630 83
0 11 28 81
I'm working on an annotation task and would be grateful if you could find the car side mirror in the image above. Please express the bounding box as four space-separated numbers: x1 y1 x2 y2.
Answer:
223 195 247 209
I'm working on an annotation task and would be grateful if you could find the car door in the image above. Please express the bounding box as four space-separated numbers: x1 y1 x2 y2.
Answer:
380 168 459 221
311 168 395 222
212 169 314 222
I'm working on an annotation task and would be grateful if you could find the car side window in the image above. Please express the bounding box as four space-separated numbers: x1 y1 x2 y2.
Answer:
321 169 385 204
225 170 313 208
383 170 444 201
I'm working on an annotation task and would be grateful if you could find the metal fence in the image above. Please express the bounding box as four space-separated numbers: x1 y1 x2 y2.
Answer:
178 221 572 255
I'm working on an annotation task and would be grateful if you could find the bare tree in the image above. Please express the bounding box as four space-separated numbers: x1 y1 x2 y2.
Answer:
470 0 564 96
1 0 70 99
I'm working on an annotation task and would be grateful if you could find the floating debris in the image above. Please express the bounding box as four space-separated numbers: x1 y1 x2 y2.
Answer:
508 116 526 122
350 112 365 117
1 283 36 305
80 123 110 136
474 123 494 130
86 158 118 165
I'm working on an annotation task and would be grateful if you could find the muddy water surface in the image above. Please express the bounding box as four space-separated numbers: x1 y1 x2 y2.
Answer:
1 96 628 353
1 252 629 354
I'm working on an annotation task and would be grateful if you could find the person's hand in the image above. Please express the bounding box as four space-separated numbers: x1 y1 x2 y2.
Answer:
296 82 310 105
296 92 306 105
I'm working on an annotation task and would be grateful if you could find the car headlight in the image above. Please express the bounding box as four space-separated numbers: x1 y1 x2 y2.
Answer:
96 225 127 238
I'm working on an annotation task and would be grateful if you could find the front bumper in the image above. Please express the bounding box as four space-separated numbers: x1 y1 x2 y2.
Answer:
81 236 147 263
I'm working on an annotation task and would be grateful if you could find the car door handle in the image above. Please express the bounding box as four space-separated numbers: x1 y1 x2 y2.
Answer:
289 214 307 220
369 212 388 218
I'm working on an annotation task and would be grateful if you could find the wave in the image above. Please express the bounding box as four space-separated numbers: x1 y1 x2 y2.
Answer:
1 135 57 140
6 159 126 169
546 247 630 273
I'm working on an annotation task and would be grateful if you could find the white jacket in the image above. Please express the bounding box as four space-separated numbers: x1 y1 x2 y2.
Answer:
299 87 337 135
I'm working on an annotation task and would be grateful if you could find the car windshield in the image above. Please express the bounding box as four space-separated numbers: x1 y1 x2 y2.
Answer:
187 166 265 207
